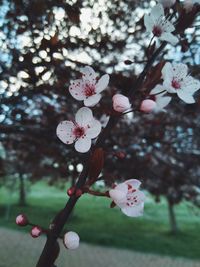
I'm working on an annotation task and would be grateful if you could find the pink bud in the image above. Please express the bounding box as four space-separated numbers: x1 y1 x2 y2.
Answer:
31 226 42 238
63 231 80 249
67 187 75 196
112 94 131 113
16 214 29 226
75 189 82 197
140 99 156 113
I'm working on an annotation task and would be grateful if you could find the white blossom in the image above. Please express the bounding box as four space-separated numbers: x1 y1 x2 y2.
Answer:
63 231 80 250
109 179 145 217
159 62 200 103
150 85 172 111
144 4 179 45
56 107 101 153
69 66 109 107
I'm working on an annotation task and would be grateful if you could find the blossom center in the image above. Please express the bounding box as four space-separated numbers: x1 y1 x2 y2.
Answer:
85 83 96 97
73 126 85 138
171 79 181 89
152 26 162 37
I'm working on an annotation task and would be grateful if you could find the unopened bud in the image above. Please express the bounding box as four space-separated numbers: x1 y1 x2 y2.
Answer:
67 187 76 196
75 189 82 197
16 214 29 226
31 226 42 238
140 99 156 113
63 231 80 250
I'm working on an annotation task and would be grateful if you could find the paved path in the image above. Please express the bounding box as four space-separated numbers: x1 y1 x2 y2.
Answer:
0 228 199 267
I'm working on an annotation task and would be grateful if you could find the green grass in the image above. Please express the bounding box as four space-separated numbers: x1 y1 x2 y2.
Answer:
0 181 200 259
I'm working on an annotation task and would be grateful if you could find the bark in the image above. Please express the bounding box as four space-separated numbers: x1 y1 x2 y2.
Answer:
19 174 26 206
167 198 178 234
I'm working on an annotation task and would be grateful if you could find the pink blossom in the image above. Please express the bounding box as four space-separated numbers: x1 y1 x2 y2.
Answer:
140 99 157 113
144 4 178 45
63 231 80 249
112 94 131 113
69 66 109 107
56 107 101 153
109 179 145 217
16 214 28 226
31 226 42 238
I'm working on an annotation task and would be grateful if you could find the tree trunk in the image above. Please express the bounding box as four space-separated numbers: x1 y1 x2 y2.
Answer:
19 175 26 206
167 198 178 234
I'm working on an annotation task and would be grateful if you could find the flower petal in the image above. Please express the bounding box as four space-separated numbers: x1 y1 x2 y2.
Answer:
181 76 200 93
125 179 141 190
69 79 85 101
163 79 177 93
150 85 166 95
160 32 179 45
172 63 188 80
121 202 144 217
84 94 101 107
75 107 93 126
109 189 127 205
144 14 154 33
75 137 91 153
56 121 75 144
81 66 97 81
151 4 164 20
96 74 110 93
85 119 102 139
156 95 172 109
177 90 195 104
162 20 175 33
162 62 174 81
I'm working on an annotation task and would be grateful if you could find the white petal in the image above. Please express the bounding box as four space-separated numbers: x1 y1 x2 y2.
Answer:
109 189 127 205
177 90 195 104
161 20 175 33
56 121 75 144
181 76 200 93
156 95 172 109
84 94 101 107
163 79 177 93
150 84 166 95
75 107 93 126
144 14 154 33
172 63 188 80
162 62 173 81
121 202 144 217
115 182 128 193
81 66 97 81
151 4 164 20
125 179 141 190
75 137 91 153
160 32 179 45
69 79 85 101
96 74 109 93
85 119 101 139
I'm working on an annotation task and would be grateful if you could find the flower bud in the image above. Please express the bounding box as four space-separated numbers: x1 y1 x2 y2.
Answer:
31 226 42 238
159 0 175 8
67 187 75 196
112 94 131 113
75 189 82 197
140 99 156 113
16 214 29 226
63 231 80 250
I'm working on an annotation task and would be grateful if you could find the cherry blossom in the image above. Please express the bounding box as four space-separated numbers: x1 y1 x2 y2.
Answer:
112 94 131 113
144 4 179 45
159 62 200 103
63 231 80 250
150 85 172 111
109 179 145 217
159 0 176 8
56 107 101 153
69 66 109 107
140 99 157 113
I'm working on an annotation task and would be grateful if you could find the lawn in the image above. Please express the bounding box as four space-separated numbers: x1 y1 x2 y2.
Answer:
0 181 200 259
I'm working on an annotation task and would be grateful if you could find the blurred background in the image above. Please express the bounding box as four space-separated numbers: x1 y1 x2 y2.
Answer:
0 0 200 266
